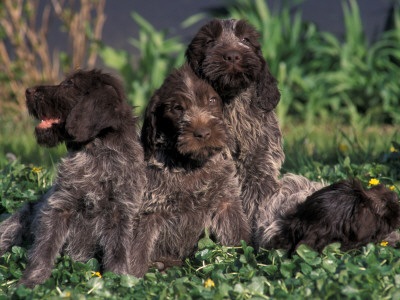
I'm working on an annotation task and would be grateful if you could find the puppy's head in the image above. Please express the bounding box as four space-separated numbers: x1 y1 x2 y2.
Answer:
26 69 127 147
185 19 280 111
347 181 400 245
363 184 400 229
141 63 228 162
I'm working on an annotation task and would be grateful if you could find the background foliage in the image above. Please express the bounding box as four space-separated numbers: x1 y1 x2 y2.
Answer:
0 0 399 297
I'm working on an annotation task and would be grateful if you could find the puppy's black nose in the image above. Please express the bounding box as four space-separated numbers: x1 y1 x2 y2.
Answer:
193 128 211 141
223 51 241 63
26 87 36 96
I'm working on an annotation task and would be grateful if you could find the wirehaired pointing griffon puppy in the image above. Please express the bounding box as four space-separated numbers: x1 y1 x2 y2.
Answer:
132 63 251 277
185 19 285 228
0 70 145 288
261 180 400 253
185 18 400 252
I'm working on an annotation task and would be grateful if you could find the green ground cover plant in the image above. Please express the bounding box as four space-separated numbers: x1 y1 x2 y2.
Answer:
0 141 398 298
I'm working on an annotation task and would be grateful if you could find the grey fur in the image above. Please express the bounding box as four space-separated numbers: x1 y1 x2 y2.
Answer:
256 173 323 248
0 70 145 288
185 19 283 229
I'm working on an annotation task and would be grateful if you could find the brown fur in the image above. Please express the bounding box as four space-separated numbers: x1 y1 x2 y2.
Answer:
133 63 251 277
0 70 145 288
185 19 284 235
261 181 400 253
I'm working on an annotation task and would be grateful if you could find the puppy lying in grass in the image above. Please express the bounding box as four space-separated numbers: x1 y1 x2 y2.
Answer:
261 180 400 253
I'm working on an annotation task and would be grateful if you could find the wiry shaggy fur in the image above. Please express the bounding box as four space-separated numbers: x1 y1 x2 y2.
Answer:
261 180 400 253
0 70 145 288
255 173 324 239
133 63 251 277
185 19 286 232
185 19 400 252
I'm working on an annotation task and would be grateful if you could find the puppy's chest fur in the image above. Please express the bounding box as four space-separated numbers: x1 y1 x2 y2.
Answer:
222 87 284 180
53 136 145 214
142 153 239 214
222 86 283 161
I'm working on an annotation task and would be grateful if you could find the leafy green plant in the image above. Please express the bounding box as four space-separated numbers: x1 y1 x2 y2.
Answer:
98 12 185 115
0 161 53 218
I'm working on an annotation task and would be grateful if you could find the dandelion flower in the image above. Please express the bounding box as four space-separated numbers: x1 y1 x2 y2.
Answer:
92 271 102 278
390 146 398 152
380 241 388 247
205 278 215 288
369 178 380 187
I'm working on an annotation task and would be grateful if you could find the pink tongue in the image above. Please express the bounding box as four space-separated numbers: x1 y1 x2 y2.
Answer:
37 118 60 129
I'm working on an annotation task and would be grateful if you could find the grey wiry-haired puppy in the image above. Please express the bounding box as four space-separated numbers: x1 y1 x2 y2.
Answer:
0 70 145 288
185 19 285 229
132 63 251 277
262 180 400 253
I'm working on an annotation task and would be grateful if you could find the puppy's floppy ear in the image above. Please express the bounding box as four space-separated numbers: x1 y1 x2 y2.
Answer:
141 92 160 158
185 19 222 75
256 55 281 112
66 85 122 142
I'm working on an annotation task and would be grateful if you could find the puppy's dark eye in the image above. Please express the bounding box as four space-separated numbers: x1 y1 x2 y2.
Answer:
208 97 217 105
241 37 250 44
206 39 215 46
62 79 74 86
173 104 184 111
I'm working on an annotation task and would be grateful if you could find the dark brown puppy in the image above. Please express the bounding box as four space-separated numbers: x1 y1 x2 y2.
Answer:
133 63 251 277
261 181 400 253
0 70 145 288
185 19 284 232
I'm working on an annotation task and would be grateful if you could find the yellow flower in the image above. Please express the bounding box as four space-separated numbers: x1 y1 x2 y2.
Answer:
205 278 215 288
31 167 42 173
65 292 71 297
390 146 398 152
386 185 395 191
92 271 102 278
339 144 348 152
380 241 388 247
369 178 380 187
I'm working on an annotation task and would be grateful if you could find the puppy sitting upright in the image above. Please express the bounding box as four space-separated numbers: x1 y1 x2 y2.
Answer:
132 63 251 277
185 19 285 232
263 180 400 253
0 70 145 288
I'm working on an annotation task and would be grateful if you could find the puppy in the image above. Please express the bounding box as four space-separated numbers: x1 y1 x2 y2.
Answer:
185 19 285 231
262 180 400 253
132 63 251 277
0 70 145 288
